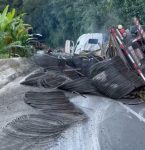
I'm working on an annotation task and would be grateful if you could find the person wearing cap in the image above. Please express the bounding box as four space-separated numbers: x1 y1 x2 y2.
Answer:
118 24 127 37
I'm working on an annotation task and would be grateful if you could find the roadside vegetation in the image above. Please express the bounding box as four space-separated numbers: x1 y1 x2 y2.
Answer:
22 0 145 47
0 5 32 58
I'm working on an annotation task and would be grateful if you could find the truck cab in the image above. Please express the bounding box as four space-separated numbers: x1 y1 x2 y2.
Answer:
74 33 103 55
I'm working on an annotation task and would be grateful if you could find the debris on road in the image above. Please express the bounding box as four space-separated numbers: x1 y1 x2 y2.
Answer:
2 17 145 150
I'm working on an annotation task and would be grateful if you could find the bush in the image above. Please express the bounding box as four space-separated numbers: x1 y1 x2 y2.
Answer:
0 5 32 58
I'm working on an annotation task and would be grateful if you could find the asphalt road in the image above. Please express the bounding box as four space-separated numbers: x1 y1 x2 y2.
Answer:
0 75 145 150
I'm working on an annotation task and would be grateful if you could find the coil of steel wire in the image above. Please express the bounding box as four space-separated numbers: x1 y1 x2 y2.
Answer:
92 65 135 99
90 56 127 78
1 114 71 150
33 54 66 70
24 91 87 121
58 77 98 94
21 70 70 88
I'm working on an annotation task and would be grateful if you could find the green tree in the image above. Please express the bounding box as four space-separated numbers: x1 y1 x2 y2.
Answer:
21 0 145 47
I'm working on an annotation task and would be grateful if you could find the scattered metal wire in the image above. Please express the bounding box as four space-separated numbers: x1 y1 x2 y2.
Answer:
122 86 145 101
1 90 87 150
90 56 127 78
21 70 70 88
0 114 71 150
24 91 87 122
63 65 85 79
67 55 102 77
122 70 144 88
89 56 145 99
33 54 66 70
92 65 135 99
58 77 98 95
4 51 145 150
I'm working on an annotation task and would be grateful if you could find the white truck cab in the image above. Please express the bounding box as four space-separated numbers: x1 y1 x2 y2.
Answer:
65 33 104 56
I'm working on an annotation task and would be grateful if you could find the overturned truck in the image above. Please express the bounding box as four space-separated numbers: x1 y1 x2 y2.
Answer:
22 17 145 101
